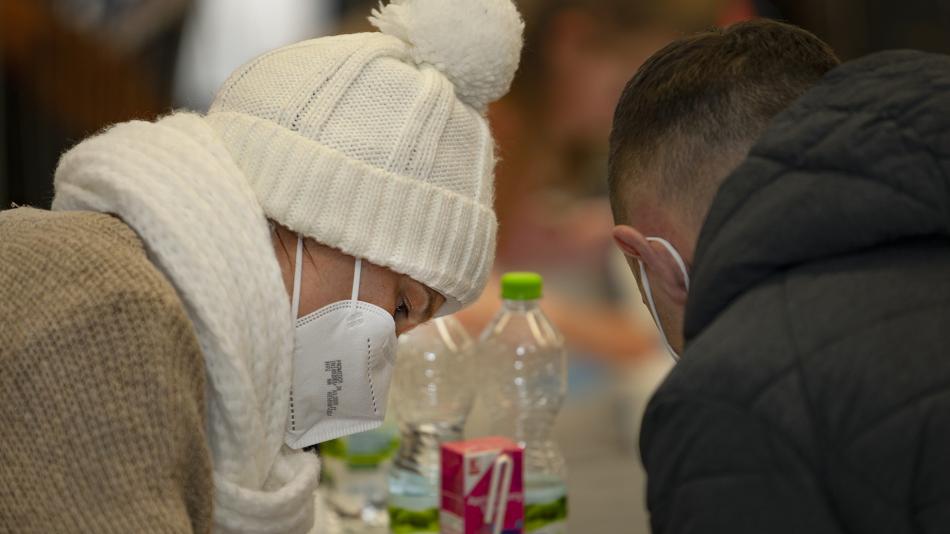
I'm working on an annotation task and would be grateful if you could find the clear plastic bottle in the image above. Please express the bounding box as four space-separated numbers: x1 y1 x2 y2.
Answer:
321 422 399 533
479 273 568 533
387 316 475 534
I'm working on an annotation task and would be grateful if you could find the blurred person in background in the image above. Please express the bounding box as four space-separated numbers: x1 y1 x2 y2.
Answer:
610 19 950 534
0 0 523 532
0 0 340 209
7 0 950 210
174 0 334 110
1 0 187 207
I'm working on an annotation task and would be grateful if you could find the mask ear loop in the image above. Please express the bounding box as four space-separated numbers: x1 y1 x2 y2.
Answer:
294 235 364 314
646 237 690 291
639 237 690 362
292 236 304 320
639 259 679 362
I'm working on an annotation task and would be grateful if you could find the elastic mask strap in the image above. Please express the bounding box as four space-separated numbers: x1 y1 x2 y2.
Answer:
292 236 304 320
646 237 690 291
627 237 689 362
351 258 363 301
638 259 679 362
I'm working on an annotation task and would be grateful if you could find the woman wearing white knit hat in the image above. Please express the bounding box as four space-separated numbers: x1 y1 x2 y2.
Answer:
0 1 523 532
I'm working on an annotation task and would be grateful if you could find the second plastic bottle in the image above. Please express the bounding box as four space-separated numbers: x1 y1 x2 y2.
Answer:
479 273 568 533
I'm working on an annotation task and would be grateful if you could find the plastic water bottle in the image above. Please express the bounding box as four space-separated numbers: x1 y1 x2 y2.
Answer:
387 317 475 533
479 273 568 533
321 422 400 532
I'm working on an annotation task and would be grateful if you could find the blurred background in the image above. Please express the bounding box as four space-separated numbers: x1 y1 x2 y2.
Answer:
4 1 950 532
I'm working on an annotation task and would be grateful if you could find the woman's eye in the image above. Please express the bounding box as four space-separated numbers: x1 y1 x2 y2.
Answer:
394 299 409 320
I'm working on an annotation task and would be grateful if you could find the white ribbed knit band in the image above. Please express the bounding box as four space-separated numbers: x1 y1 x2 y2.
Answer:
205 111 496 312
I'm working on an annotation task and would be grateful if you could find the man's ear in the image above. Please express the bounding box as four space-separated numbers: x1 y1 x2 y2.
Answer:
613 225 688 306
612 225 653 262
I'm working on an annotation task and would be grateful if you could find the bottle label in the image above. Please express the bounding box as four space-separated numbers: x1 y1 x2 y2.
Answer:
322 430 399 469
388 505 440 533
525 496 568 533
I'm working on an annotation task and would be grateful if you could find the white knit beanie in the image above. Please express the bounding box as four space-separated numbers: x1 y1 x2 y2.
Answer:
203 0 524 313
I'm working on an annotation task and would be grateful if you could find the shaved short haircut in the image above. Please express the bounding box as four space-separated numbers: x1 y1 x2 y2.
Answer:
608 19 839 225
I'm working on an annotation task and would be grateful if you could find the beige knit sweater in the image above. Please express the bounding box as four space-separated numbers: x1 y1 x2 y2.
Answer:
0 208 213 533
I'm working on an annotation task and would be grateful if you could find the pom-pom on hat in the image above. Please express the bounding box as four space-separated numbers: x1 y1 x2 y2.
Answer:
204 0 525 314
370 0 524 112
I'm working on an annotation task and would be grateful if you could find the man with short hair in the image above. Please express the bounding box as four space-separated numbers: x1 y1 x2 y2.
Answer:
609 20 840 358
609 19 950 534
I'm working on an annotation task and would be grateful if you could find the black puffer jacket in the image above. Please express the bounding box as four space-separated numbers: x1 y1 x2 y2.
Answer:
641 50 950 534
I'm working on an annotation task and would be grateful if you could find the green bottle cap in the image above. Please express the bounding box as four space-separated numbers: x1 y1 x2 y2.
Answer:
501 272 543 301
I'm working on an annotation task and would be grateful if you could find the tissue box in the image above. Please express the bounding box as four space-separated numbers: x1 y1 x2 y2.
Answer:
441 437 524 534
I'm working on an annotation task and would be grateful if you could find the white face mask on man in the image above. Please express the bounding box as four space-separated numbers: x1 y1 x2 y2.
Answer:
637 237 690 362
284 236 397 449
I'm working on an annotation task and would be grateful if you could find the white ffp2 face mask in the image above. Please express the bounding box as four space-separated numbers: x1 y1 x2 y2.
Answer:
284 236 397 449
638 237 690 362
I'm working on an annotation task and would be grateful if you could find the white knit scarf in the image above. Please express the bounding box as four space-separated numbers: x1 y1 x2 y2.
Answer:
52 113 321 533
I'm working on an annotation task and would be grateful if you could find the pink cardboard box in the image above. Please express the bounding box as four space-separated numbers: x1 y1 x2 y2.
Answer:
441 437 525 534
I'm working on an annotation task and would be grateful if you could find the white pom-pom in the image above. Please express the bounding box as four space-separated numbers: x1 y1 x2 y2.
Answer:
370 0 524 112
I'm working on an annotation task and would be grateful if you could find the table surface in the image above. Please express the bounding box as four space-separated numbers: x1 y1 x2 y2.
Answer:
553 390 651 534
335 366 660 534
